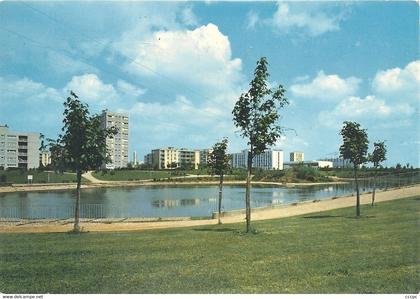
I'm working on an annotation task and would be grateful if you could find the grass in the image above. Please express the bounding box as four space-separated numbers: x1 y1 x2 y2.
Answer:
92 170 173 181
0 169 87 184
0 197 418 294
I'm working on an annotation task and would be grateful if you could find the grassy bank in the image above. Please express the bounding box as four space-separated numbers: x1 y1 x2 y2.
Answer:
0 197 418 293
0 170 86 185
92 170 173 181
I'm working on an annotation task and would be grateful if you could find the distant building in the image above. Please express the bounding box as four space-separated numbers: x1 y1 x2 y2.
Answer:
284 160 333 169
0 125 40 169
199 149 212 166
290 151 304 162
132 151 138 166
39 150 51 167
231 149 284 170
100 110 129 169
322 157 354 168
146 147 200 170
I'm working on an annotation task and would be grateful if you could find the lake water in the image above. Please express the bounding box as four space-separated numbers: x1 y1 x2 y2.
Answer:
0 175 417 220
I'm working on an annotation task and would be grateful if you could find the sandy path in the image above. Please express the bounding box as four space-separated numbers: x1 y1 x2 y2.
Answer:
1 184 418 234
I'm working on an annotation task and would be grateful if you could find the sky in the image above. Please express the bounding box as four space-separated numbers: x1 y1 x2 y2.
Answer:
0 1 418 167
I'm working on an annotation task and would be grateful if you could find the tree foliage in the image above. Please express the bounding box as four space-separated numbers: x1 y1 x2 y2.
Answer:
369 141 387 168
232 57 288 232
339 121 369 217
207 138 230 224
233 57 288 157
339 121 369 166
207 138 230 176
56 91 117 232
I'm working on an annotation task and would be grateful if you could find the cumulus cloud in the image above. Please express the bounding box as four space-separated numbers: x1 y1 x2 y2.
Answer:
290 71 361 101
372 60 420 102
65 74 118 104
117 23 243 96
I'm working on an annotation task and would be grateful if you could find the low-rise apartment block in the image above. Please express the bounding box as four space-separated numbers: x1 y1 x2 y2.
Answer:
231 149 284 170
290 151 304 162
0 125 40 169
284 160 333 169
146 147 200 170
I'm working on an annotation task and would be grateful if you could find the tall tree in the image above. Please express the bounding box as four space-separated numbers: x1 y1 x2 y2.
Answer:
58 91 117 232
207 138 230 224
368 141 387 206
339 121 369 217
232 57 288 232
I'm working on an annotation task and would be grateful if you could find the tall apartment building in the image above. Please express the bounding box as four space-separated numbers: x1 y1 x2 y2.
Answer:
100 110 129 169
290 151 304 162
231 149 284 170
147 147 200 170
0 125 40 169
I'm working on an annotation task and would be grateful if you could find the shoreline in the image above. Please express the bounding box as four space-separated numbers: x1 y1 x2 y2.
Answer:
0 184 418 233
0 179 347 193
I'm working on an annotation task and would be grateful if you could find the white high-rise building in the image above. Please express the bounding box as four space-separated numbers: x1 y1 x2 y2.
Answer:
0 125 40 169
100 110 129 169
231 149 284 170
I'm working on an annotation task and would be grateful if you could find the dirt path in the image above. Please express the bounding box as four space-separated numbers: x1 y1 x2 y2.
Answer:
1 184 418 234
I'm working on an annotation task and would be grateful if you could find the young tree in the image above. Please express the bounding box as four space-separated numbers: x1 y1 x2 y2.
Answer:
58 91 117 232
232 57 288 232
339 121 369 217
368 141 387 206
207 138 230 224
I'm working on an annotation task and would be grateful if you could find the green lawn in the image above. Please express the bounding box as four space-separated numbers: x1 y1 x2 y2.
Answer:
0 197 418 293
92 170 174 181
0 170 87 184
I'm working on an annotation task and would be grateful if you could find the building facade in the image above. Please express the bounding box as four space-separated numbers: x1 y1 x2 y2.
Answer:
39 150 51 167
322 157 354 168
283 160 333 169
0 125 40 169
146 147 200 170
231 149 284 170
199 149 212 166
100 110 129 169
290 151 304 162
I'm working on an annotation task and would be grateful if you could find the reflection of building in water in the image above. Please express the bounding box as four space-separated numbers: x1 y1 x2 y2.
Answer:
152 198 200 208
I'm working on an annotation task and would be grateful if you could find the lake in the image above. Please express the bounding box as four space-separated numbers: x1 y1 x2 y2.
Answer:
0 175 417 220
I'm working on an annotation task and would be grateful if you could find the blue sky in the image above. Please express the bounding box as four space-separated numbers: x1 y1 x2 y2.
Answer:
0 1 418 166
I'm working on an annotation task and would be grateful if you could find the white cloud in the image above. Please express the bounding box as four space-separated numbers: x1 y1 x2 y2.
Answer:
372 60 420 102
116 80 146 98
257 2 347 36
318 95 415 127
180 7 198 27
290 71 361 101
115 23 243 97
64 74 118 104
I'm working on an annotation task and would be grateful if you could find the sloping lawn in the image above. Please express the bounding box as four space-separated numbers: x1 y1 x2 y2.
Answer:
0 197 418 293
91 170 173 181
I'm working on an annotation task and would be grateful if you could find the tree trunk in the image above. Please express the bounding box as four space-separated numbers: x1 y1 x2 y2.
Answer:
218 172 224 225
245 146 253 233
354 166 360 217
372 166 377 207
74 170 82 232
